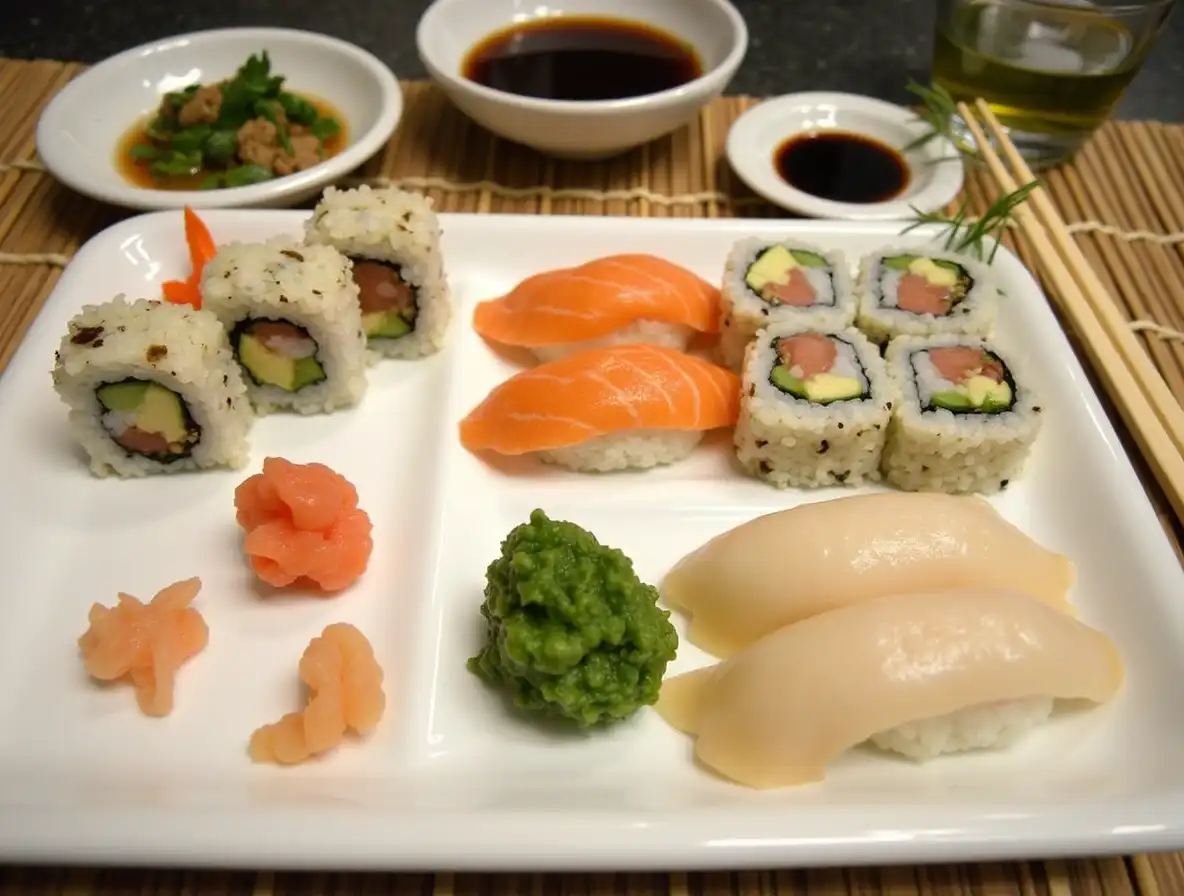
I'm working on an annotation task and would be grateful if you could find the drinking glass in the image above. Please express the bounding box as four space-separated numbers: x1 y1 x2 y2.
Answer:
929 0 1177 169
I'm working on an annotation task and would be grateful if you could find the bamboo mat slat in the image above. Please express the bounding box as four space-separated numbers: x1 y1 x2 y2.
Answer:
2 56 1184 896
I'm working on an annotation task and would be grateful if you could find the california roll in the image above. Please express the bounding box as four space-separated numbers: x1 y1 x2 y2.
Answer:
718 238 855 371
200 240 368 415
855 246 997 345
51 296 253 478
304 185 452 362
881 334 1043 494
734 323 894 489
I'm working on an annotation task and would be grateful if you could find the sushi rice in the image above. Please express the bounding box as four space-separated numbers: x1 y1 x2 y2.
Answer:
304 185 452 362
51 295 253 478
718 237 856 372
855 244 998 345
540 429 705 473
530 319 697 363
881 333 1044 494
869 695 1055 761
734 323 895 489
201 239 369 416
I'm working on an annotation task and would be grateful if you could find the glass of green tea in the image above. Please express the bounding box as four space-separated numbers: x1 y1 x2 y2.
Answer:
931 0 1177 168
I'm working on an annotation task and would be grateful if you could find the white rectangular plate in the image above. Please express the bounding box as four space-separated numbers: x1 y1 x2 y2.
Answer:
1 211 1183 872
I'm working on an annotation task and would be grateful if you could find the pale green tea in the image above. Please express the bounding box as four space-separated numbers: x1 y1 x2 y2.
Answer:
931 0 1164 160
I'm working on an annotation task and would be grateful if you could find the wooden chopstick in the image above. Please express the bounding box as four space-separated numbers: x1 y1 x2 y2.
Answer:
971 99 1184 456
955 100 1184 521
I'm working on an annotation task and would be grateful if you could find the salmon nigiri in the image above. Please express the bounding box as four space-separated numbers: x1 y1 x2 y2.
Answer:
458 343 741 473
472 254 722 362
657 588 1124 789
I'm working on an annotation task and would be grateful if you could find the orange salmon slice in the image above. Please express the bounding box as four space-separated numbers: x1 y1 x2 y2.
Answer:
775 333 837 377
458 343 741 456
472 253 722 348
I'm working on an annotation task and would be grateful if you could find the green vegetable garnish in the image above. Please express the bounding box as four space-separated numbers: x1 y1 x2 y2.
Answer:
149 149 203 178
468 509 679 728
128 50 343 188
903 79 982 167
223 164 274 188
899 180 1041 264
203 129 238 163
310 117 341 141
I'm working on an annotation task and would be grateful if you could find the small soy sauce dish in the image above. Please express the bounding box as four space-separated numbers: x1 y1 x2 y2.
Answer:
725 92 964 220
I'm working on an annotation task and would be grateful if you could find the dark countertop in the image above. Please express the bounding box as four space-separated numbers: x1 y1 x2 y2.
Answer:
1 0 1181 121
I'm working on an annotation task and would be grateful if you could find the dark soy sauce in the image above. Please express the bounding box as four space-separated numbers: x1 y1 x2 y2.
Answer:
461 16 703 102
774 131 910 204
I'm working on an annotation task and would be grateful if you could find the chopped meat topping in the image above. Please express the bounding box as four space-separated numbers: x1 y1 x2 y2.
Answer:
237 118 280 168
178 85 223 127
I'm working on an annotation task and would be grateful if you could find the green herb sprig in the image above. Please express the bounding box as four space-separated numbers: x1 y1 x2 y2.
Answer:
899 180 1042 263
903 79 982 167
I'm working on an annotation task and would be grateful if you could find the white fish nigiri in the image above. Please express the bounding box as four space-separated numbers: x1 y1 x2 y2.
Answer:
663 492 1074 657
657 587 1124 790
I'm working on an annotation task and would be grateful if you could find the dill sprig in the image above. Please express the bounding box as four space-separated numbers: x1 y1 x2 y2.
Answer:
903 79 982 167
899 180 1042 263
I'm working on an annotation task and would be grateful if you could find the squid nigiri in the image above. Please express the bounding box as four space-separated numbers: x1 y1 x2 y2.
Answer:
472 254 722 362
663 492 1075 658
657 587 1124 789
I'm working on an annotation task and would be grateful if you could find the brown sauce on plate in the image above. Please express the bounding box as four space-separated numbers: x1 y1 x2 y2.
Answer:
461 15 703 102
774 131 909 204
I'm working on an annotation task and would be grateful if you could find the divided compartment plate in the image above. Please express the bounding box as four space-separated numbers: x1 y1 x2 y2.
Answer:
1 211 1183 871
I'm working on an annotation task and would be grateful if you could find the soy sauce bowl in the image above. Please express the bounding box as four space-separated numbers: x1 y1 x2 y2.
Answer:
726 92 965 220
416 0 748 160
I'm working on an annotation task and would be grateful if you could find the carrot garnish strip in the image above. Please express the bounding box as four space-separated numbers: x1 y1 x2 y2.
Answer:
162 279 201 309
183 206 217 284
160 206 216 309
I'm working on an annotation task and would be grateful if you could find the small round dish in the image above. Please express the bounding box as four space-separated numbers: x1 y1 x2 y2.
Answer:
726 92 965 221
416 0 748 160
36 28 403 211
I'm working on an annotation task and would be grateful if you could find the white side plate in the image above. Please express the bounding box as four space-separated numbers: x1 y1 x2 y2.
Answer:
726 92 965 220
36 28 402 210
0 211 1182 871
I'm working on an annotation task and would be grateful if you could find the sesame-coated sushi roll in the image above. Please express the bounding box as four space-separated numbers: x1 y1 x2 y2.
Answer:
51 295 253 478
881 334 1043 494
718 238 855 372
200 240 368 416
855 246 997 345
304 185 452 362
734 323 895 489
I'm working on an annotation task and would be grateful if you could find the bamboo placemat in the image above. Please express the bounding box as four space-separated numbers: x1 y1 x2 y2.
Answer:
2 57 1184 896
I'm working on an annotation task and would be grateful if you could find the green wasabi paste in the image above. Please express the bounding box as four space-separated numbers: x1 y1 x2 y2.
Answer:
467 509 679 728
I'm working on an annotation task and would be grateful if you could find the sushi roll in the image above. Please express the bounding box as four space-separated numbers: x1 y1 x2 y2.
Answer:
734 324 894 489
51 296 253 478
855 246 998 345
201 240 368 416
304 185 451 361
881 334 1043 494
718 237 855 372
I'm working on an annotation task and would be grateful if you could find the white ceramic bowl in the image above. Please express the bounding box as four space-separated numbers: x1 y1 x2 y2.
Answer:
726 92 965 220
36 28 403 211
416 0 748 160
